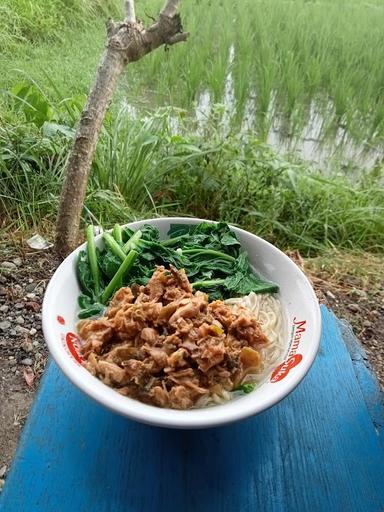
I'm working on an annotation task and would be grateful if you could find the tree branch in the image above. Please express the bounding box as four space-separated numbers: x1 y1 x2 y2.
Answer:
55 0 189 256
124 0 136 23
161 0 181 18
166 32 189 46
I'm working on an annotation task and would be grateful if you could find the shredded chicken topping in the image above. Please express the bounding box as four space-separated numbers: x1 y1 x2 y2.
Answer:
78 266 269 409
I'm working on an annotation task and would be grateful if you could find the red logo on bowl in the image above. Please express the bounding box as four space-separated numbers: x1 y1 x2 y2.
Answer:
66 332 83 364
270 354 303 382
270 317 306 383
57 315 65 325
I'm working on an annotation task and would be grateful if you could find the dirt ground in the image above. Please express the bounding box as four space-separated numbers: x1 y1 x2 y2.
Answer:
0 240 383 490
0 240 59 490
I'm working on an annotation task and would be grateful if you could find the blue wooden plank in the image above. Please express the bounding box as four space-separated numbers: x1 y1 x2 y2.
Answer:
339 318 384 447
1 306 384 512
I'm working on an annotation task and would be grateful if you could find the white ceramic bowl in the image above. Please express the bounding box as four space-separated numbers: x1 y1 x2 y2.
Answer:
43 217 321 429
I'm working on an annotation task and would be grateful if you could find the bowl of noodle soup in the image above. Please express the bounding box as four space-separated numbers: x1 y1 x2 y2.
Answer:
43 217 321 428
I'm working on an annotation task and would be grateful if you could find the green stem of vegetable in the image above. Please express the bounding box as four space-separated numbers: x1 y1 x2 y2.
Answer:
109 228 123 288
112 224 122 244
182 249 236 262
123 230 142 253
161 234 188 247
192 278 225 289
100 249 138 304
103 232 126 261
86 225 100 297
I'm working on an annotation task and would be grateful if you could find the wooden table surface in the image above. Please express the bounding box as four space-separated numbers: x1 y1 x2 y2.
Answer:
1 306 383 512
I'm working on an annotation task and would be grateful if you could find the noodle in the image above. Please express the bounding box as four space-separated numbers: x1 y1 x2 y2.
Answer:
226 293 285 383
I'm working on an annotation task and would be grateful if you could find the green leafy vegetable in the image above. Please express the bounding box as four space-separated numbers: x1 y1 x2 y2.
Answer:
167 223 194 238
77 229 107 318
122 226 135 242
103 232 126 261
220 231 241 247
167 222 241 256
224 252 279 295
182 248 236 263
235 383 256 394
78 294 93 309
97 248 121 280
76 250 95 298
86 225 100 297
100 249 138 304
161 234 189 247
185 244 277 298
123 229 142 253
78 302 106 319
140 224 160 241
76 221 279 319
112 224 122 244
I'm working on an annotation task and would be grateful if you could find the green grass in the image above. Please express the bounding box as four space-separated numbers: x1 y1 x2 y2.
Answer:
0 0 121 50
0 24 105 102
1 107 383 255
0 122 67 230
2 0 384 146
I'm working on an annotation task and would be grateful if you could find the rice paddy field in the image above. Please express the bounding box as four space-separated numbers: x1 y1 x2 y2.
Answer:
2 1 384 156
135 0 384 141
0 0 383 252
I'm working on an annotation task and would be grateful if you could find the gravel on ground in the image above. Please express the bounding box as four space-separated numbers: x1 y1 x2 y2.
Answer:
0 241 59 489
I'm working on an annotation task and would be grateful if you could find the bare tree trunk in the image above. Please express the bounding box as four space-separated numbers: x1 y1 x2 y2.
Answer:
55 0 188 257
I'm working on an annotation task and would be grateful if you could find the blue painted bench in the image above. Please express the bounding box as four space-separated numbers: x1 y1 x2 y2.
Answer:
1 306 383 512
